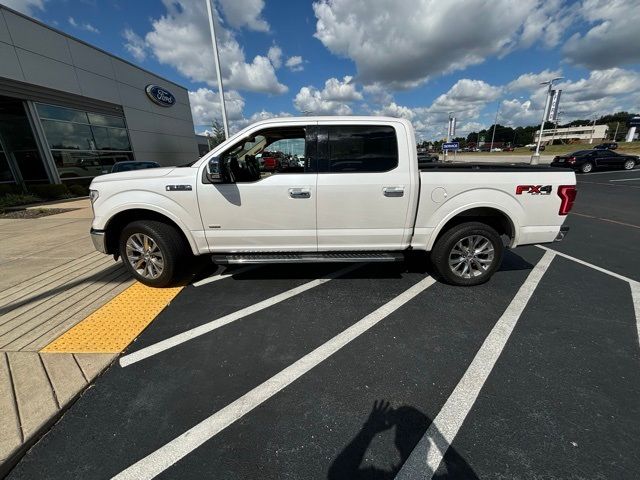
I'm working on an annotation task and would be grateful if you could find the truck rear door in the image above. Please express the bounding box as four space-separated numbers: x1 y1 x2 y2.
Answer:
315 122 413 250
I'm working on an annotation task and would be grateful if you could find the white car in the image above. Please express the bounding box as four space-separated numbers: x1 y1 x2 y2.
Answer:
89 116 576 287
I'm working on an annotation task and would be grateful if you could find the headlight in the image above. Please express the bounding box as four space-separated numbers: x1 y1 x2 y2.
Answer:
89 189 99 204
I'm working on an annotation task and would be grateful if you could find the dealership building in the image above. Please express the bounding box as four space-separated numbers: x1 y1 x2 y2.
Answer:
0 5 199 188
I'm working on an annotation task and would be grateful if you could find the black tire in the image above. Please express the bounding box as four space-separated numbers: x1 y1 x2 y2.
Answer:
623 159 636 170
430 222 504 286
579 161 594 174
119 220 186 287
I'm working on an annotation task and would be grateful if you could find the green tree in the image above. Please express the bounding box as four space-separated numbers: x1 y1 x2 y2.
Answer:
206 120 226 150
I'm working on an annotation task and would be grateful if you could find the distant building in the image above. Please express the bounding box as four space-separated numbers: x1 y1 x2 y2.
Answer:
0 5 198 189
535 125 608 144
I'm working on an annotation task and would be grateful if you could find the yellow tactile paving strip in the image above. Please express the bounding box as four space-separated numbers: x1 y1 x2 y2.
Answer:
41 283 183 353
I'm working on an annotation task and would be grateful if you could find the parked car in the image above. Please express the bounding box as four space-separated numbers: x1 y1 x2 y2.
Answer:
550 149 638 173
529 145 545 151
594 142 618 150
490 148 502 152
417 152 439 166
89 116 575 288
111 161 161 173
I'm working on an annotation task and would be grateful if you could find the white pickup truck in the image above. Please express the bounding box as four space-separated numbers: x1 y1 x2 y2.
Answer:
89 116 576 287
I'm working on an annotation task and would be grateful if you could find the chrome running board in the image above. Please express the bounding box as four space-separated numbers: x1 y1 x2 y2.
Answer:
211 252 405 265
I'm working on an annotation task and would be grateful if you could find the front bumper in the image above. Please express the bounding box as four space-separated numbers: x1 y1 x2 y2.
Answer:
554 225 569 242
90 228 107 253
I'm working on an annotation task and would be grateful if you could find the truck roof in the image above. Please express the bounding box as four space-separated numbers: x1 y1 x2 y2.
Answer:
247 115 414 128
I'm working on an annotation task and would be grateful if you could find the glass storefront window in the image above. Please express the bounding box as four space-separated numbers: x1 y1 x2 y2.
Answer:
91 126 131 151
87 112 126 128
36 102 134 181
53 150 134 180
0 151 14 183
41 120 95 150
37 104 89 124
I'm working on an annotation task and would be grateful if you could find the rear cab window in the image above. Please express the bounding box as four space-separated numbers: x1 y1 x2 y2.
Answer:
323 125 399 173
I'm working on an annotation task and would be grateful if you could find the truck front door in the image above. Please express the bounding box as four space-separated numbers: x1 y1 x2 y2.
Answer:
316 123 413 250
198 124 318 252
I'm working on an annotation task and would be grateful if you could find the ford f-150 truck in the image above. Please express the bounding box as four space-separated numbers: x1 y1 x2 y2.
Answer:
89 116 576 287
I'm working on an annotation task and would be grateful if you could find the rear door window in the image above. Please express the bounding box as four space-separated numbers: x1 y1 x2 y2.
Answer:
326 125 398 173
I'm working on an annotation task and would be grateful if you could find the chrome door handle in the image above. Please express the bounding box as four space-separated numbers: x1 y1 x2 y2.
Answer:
289 188 311 199
383 186 405 197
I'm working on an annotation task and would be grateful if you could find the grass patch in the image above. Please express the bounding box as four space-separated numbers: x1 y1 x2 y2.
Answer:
0 194 42 213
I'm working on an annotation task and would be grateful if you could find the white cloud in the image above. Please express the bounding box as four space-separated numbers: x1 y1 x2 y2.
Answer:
127 0 286 95
267 45 282 69
218 0 269 32
293 76 363 115
123 29 147 61
68 16 99 33
429 79 502 118
563 0 640 69
189 88 245 126
375 102 415 120
2 0 45 15
285 56 304 72
507 69 563 92
313 0 568 89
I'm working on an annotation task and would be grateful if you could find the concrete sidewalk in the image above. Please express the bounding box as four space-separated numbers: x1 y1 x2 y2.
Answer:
0 198 133 473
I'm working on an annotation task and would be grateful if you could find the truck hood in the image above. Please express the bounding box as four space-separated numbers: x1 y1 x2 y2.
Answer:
91 167 176 184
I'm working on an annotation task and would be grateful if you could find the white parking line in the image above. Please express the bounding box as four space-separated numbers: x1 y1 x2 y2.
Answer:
610 177 640 182
192 265 258 287
119 263 362 367
631 282 640 348
113 276 437 480
395 250 555 479
579 169 639 176
535 244 638 284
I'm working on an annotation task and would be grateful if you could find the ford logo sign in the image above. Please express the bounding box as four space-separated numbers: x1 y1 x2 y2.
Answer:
145 84 175 107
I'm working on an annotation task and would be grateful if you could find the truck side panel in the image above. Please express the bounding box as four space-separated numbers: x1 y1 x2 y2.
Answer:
412 170 576 250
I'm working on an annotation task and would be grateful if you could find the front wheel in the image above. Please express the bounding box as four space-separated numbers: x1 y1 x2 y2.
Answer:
119 220 186 287
623 159 636 170
430 222 504 286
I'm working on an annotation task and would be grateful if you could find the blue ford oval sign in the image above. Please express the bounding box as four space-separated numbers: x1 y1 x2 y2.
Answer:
145 84 175 107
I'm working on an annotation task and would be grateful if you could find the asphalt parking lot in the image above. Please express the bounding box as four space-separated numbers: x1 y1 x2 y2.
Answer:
7 168 640 479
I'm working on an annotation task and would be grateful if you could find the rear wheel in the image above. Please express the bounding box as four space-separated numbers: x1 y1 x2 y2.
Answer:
431 222 504 286
580 161 594 174
623 159 636 170
119 220 186 287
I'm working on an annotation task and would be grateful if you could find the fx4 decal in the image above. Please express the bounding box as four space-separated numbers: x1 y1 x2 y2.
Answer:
515 185 552 195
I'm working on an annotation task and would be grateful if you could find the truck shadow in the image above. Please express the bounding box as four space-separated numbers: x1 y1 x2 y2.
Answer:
328 400 478 480
191 249 534 285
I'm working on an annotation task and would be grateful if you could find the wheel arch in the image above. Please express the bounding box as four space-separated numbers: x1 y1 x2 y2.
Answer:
427 205 518 251
104 208 197 257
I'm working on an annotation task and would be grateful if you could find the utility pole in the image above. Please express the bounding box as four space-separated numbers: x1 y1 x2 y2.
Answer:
613 122 620 141
205 0 229 139
490 102 500 151
532 76 563 165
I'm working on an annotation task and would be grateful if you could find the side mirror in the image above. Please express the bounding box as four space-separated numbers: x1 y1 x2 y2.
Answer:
206 157 221 181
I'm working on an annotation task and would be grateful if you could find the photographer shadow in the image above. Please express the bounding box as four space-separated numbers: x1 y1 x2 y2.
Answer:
328 401 477 480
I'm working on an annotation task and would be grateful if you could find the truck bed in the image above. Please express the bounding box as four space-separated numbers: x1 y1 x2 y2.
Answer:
419 162 569 172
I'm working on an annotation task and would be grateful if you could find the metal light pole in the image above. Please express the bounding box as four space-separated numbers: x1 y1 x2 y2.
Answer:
613 122 619 141
588 117 597 144
531 76 563 165
489 102 500 152
205 0 229 139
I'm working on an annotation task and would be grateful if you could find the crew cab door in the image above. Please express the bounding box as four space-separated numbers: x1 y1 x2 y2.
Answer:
197 123 318 252
316 122 414 250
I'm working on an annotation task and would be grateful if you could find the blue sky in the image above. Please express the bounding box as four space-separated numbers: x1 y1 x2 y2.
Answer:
7 0 640 140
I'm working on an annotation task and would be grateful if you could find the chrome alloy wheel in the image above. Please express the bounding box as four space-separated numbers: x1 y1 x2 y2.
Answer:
448 235 495 279
623 159 635 170
125 233 164 279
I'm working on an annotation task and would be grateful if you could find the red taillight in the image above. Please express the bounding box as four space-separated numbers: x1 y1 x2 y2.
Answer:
558 185 577 215
567 156 576 164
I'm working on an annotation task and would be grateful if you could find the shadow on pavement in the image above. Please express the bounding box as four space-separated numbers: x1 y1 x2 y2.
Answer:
328 400 477 480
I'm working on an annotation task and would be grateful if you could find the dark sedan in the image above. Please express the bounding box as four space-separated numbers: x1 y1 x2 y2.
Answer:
550 149 638 173
594 142 618 150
